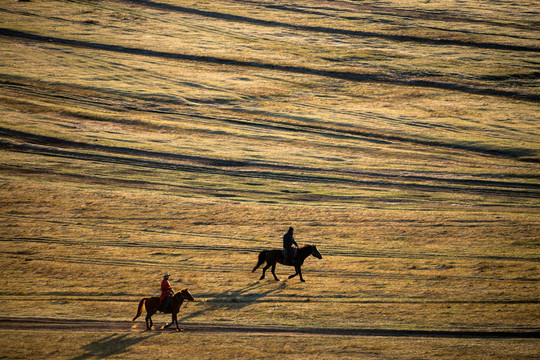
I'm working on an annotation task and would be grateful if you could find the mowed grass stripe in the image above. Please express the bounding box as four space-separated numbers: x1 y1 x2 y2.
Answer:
2 75 538 164
1 129 538 198
1 28 538 102
110 0 540 53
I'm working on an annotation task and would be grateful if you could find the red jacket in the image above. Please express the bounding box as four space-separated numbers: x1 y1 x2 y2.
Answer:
160 278 173 302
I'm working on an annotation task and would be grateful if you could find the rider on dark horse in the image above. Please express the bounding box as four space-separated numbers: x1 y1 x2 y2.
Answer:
160 272 174 312
283 227 298 265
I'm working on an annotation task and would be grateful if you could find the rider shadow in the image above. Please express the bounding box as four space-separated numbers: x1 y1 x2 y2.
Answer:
71 333 155 360
180 281 286 322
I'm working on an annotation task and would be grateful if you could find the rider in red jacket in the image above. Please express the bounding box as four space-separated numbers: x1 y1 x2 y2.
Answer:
160 272 174 311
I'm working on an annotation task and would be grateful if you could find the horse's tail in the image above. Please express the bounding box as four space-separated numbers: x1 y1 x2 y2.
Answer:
132 298 147 322
252 250 268 272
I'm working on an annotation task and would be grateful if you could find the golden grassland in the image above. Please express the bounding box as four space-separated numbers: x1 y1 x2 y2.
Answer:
0 330 538 360
0 0 539 358
0 330 539 360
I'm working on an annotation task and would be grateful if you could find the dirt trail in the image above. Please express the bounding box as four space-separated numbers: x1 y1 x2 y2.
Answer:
1 318 538 339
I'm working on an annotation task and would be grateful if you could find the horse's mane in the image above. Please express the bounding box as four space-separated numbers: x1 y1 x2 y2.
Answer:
174 289 189 297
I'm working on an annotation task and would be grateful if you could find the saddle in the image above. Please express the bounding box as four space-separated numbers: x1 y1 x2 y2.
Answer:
283 247 298 265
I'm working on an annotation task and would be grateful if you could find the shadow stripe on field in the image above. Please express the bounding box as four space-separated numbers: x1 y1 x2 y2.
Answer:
1 28 538 102
2 141 539 198
113 0 540 52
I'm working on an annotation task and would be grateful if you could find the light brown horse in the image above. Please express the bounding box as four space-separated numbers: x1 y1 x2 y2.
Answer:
132 288 195 331
252 244 322 282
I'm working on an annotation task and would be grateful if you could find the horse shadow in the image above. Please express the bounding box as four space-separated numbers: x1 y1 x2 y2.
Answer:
71 333 155 360
180 281 286 322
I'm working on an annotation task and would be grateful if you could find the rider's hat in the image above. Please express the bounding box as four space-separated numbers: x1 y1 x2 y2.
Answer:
164 272 170 278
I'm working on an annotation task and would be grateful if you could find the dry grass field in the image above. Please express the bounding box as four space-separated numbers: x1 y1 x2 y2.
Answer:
0 0 539 358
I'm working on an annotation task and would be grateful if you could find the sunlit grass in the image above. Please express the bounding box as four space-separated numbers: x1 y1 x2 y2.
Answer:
0 0 539 358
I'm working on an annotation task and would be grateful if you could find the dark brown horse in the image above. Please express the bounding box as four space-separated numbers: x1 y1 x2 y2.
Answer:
132 288 195 331
252 244 322 282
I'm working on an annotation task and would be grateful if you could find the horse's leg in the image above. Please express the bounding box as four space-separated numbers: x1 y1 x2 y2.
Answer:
271 263 279 281
173 312 182 332
163 313 173 329
148 307 158 330
260 262 271 280
288 265 299 279
297 266 305 282
145 314 152 330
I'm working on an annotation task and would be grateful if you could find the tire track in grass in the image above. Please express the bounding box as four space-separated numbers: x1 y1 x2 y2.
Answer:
12 254 540 283
0 292 536 306
2 237 538 263
3 237 538 284
0 317 538 338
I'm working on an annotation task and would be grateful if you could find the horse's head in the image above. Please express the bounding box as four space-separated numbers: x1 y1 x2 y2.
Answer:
310 245 322 259
180 288 195 302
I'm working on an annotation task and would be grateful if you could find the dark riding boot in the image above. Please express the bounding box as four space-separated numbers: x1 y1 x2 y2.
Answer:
162 295 172 313
285 247 296 265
